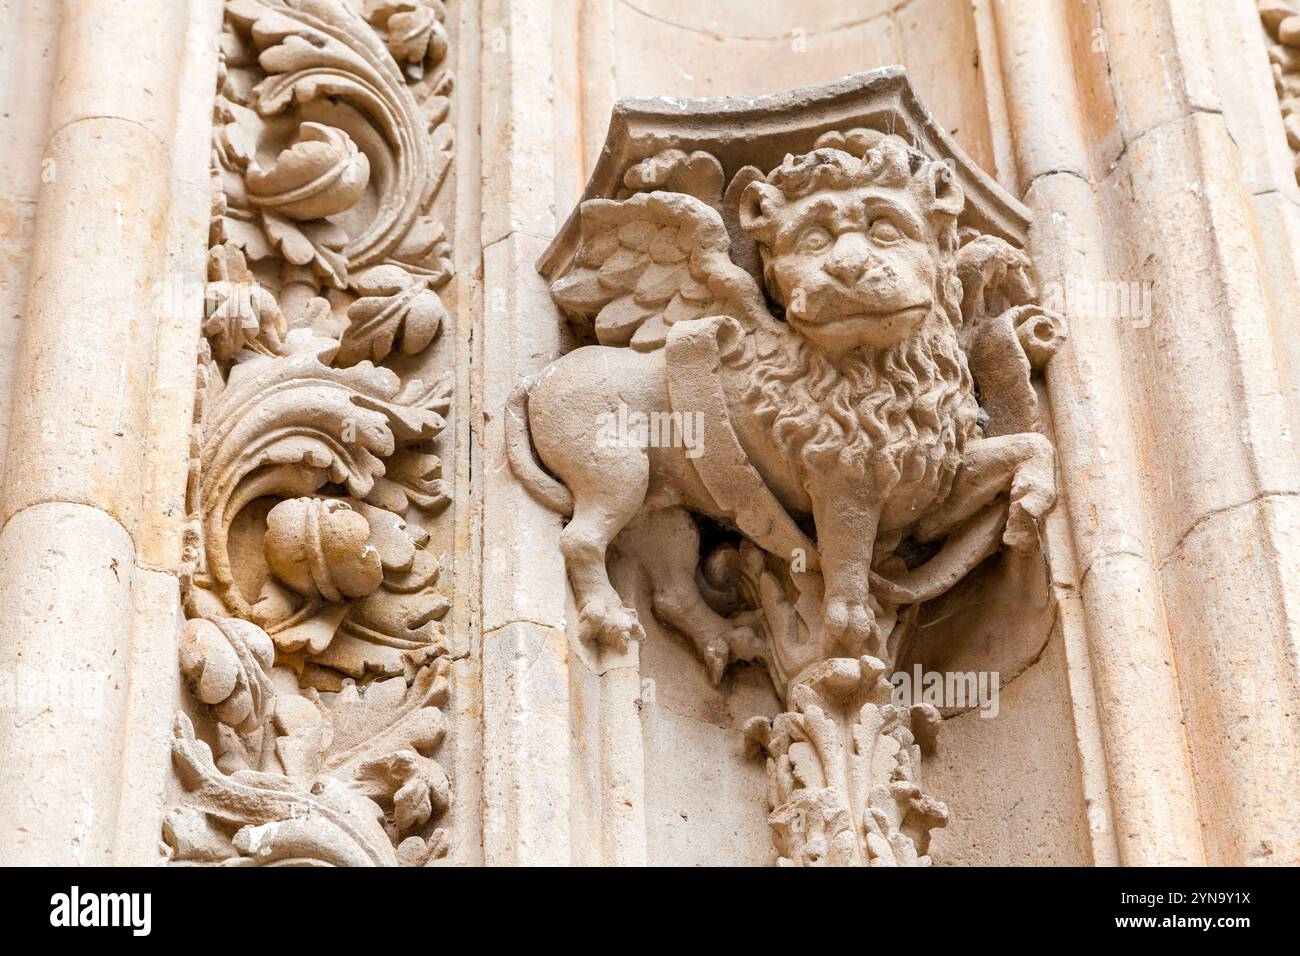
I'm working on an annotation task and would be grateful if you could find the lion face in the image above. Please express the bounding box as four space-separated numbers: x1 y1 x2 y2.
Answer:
760 185 939 354
740 140 963 356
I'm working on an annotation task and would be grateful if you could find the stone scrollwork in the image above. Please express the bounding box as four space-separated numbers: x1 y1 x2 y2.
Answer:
169 618 450 867
509 70 1065 866
167 0 457 866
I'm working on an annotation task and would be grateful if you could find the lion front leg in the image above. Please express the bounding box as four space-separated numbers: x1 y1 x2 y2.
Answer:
918 433 1057 552
810 485 883 655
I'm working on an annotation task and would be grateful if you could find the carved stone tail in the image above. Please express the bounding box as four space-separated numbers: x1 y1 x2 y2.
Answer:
504 382 575 517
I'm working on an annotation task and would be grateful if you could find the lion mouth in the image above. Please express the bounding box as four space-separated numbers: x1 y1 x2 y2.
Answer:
785 300 933 352
791 302 930 329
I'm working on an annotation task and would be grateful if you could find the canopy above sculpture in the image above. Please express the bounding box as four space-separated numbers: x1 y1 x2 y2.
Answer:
539 66 1030 280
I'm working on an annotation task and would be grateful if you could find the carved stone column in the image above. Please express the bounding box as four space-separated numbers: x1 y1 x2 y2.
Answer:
0 0 221 865
995 0 1300 866
990 0 1204 866
477 0 587 865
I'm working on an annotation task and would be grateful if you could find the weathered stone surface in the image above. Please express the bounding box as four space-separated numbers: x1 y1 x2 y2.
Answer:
0 503 137 865
0 0 1298 872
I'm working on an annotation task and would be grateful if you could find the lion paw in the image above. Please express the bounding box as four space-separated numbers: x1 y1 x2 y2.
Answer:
698 623 762 685
824 596 878 652
1003 500 1042 553
1005 480 1055 552
1005 441 1056 553
702 638 729 685
577 599 645 651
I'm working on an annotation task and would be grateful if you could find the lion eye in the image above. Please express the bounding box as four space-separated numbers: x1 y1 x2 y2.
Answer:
869 219 903 243
797 226 833 252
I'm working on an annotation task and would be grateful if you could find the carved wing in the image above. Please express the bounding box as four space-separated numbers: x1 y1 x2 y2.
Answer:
549 190 774 352
956 235 1067 435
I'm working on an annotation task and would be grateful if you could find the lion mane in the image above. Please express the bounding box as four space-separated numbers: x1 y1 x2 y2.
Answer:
739 139 981 504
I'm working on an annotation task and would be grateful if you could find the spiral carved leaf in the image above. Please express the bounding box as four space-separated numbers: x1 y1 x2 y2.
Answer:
197 329 443 618
228 0 436 270
246 121 371 221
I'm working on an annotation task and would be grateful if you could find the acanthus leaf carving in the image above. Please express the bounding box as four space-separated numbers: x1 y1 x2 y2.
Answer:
165 653 451 866
224 0 441 272
206 243 288 360
1262 0 1300 181
744 657 947 867
169 0 459 866
191 328 443 626
341 263 448 366
365 0 451 82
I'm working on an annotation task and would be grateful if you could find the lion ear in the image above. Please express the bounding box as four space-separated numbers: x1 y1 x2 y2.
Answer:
927 161 965 220
739 180 782 245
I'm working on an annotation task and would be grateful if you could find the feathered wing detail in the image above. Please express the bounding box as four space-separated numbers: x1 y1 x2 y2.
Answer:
550 191 774 351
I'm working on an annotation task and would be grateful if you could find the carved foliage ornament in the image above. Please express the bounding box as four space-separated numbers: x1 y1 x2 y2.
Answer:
508 71 1065 866
1261 0 1300 182
167 0 457 867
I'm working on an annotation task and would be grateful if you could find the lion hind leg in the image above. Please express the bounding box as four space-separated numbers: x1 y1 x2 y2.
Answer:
559 449 650 651
631 506 762 684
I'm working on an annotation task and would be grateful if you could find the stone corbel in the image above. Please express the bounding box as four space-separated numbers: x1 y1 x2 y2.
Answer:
511 70 1065 866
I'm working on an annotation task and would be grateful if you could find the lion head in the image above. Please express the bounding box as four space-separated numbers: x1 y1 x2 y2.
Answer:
739 133 964 355
735 134 979 509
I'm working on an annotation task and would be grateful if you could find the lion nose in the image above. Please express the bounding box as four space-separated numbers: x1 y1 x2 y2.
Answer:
823 234 870 284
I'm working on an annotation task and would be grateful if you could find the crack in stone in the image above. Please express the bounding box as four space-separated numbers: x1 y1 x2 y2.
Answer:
1078 548 1149 592
1159 490 1300 569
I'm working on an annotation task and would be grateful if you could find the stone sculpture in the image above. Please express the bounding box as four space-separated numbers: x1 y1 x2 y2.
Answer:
509 73 1065 865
